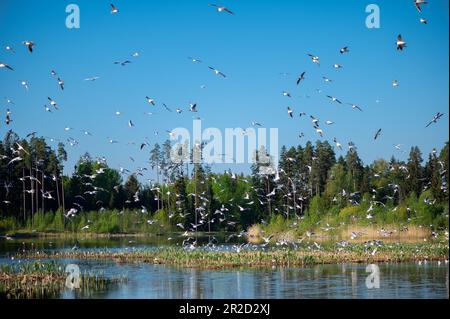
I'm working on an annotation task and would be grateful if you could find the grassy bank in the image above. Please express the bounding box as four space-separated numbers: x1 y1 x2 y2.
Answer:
16 242 449 270
0 261 127 299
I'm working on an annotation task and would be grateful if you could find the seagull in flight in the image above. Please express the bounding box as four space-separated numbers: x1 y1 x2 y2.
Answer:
426 112 444 128
209 4 234 15
287 107 294 118
282 91 292 98
57 77 64 90
340 46 349 54
414 0 428 12
114 60 131 66
84 76 100 81
333 137 343 150
419 18 427 24
20 80 29 91
307 53 320 66
396 34 407 50
326 95 342 104
374 128 382 140
296 72 306 85
110 3 119 14
48 97 59 110
0 62 13 71
347 103 363 112
188 57 202 63
189 103 198 113
5 45 15 53
146 97 156 106
22 41 35 53
208 66 226 78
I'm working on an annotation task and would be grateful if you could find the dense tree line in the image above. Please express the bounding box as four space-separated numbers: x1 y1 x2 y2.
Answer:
0 130 448 233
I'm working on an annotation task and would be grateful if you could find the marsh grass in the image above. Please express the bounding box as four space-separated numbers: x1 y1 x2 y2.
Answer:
0 261 127 299
16 242 449 270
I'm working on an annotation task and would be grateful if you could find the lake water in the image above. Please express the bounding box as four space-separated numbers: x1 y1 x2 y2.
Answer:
1 237 448 299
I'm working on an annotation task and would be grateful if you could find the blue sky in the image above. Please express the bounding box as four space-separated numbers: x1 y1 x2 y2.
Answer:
0 0 448 179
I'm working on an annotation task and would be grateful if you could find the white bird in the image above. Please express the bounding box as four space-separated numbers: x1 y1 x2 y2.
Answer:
426 112 444 128
347 103 363 112
84 76 100 81
396 34 407 51
7 156 22 166
110 3 119 14
5 45 15 53
209 4 234 15
189 103 198 113
419 18 427 24
128 120 134 127
414 0 428 12
392 80 399 88
333 138 343 150
340 46 349 54
20 80 29 91
316 128 324 137
48 97 59 110
287 107 294 118
57 77 64 90
0 62 14 71
146 97 156 106
208 66 226 78
326 95 342 104
22 41 35 53
307 53 320 66
188 57 202 63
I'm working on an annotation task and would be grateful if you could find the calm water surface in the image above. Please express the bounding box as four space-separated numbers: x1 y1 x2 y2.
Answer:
1 237 448 299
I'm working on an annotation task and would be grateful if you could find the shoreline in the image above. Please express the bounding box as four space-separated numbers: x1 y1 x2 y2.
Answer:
14 243 449 269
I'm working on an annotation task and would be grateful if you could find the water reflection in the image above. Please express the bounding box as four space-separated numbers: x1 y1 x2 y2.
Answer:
0 237 448 299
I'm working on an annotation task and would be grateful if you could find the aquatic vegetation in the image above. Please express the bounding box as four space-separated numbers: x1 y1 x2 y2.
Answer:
15 242 449 270
0 261 127 299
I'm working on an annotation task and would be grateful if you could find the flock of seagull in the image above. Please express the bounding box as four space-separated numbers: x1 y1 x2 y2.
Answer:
0 1 448 252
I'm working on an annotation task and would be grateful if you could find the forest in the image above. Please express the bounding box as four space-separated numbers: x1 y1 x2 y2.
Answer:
0 130 448 234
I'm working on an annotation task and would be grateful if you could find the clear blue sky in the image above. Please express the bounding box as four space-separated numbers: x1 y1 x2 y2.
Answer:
1 0 448 179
